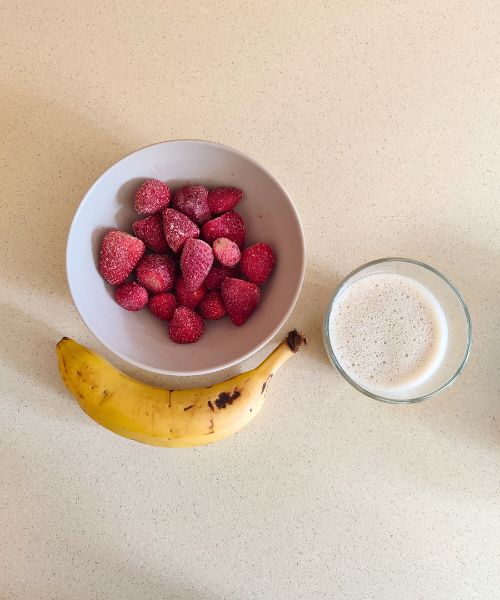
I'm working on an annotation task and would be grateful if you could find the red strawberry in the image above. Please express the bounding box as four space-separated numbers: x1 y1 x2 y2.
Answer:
132 214 168 253
169 307 204 344
134 179 171 214
114 282 148 311
99 230 145 285
174 276 207 309
207 187 242 214
198 291 226 320
136 254 176 294
205 264 239 291
162 208 200 253
201 211 245 247
172 185 211 224
180 238 214 291
149 292 177 321
240 243 276 285
221 277 261 326
212 237 241 267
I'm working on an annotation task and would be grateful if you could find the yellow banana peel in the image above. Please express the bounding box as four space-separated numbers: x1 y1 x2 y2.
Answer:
56 330 305 447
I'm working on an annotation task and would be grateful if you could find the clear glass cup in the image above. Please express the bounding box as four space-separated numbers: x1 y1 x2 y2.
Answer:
323 258 472 403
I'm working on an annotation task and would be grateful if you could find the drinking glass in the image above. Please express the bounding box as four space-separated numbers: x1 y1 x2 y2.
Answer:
323 258 472 403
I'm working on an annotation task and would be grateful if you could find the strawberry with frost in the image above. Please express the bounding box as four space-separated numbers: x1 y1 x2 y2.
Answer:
169 307 204 344
99 230 145 285
198 291 226 320
135 179 170 214
149 293 177 321
132 214 169 253
180 238 214 291
201 211 245 247
240 243 275 285
172 185 211 224
162 208 199 253
115 282 148 311
174 276 207 309
221 277 261 326
136 254 176 294
207 187 242 214
212 237 240 267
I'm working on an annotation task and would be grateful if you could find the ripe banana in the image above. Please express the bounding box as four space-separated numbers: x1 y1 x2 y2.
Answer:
57 330 305 447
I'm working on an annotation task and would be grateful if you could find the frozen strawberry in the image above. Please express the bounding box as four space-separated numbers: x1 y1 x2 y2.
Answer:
240 242 276 285
134 179 171 214
132 214 168 253
169 307 204 344
201 211 245 247
149 292 177 321
221 277 261 326
136 254 176 294
114 282 148 311
172 185 211 224
198 291 226 320
180 238 214 291
174 276 207 309
205 264 239 291
212 237 241 267
99 230 145 285
207 187 242 214
162 208 200 253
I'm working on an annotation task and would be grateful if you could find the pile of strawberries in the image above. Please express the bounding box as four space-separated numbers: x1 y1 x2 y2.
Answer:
98 180 275 344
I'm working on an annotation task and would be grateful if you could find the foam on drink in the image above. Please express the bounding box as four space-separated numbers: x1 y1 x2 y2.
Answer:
329 273 448 393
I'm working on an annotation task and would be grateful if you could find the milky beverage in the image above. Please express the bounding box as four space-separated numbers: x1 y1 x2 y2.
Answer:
329 273 448 393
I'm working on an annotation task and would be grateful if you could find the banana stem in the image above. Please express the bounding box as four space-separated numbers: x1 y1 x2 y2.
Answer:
257 330 306 374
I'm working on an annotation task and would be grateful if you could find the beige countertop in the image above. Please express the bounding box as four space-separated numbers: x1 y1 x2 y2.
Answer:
1 2 499 599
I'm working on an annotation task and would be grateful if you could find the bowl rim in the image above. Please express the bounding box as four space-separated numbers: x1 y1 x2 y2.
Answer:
322 257 472 403
66 139 306 375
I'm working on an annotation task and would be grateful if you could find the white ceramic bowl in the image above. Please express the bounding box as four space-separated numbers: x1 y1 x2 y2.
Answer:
67 140 305 375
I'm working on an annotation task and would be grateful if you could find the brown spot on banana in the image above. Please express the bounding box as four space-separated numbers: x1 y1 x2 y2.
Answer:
98 389 114 406
261 374 273 394
215 389 241 409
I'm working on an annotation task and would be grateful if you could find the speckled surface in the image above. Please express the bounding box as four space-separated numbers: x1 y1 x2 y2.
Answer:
1 2 499 599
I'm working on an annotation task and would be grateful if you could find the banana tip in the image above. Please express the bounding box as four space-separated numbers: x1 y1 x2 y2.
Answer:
56 337 71 350
286 330 306 353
